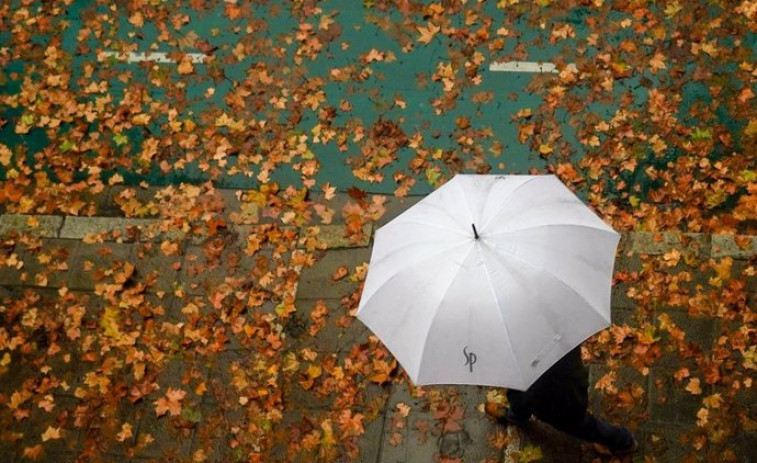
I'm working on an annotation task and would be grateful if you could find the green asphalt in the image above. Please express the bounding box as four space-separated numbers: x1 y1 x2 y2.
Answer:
0 1 753 194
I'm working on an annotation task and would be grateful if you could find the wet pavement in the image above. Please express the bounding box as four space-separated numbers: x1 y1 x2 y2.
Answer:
0 189 755 463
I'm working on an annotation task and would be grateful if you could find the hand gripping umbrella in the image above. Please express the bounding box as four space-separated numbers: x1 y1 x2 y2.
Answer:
356 175 620 391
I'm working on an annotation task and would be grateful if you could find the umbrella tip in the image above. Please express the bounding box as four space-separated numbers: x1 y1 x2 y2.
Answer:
472 223 479 239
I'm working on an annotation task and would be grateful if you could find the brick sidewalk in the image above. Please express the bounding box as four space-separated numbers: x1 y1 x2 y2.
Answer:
1 191 755 462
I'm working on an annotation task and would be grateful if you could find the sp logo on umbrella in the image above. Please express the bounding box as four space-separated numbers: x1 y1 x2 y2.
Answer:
463 346 477 373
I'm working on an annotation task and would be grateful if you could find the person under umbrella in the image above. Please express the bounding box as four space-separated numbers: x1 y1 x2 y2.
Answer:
490 345 637 456
357 174 637 454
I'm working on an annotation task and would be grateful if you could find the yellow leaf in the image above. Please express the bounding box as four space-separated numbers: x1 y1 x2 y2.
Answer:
41 426 62 442
116 423 133 442
686 378 703 395
703 393 723 409
307 364 323 379
0 144 11 166
664 1 682 16
519 444 544 462
745 119 757 137
100 306 122 339
696 407 708 427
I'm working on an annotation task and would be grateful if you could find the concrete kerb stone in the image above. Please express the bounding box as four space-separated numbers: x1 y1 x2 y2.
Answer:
629 231 710 258
7 213 757 261
711 234 757 259
297 223 373 250
0 214 63 238
59 216 160 241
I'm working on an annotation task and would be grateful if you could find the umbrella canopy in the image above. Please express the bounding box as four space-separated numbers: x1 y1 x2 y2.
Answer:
356 174 620 391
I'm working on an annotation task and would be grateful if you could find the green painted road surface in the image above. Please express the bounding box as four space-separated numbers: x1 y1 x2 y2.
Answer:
1 1 754 195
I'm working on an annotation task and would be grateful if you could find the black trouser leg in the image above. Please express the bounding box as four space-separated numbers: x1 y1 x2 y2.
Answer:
506 389 534 419
550 412 634 450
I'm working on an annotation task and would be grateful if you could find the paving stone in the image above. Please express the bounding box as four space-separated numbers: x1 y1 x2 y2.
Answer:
655 311 715 368
642 424 692 462
201 349 274 406
192 403 247 462
286 298 371 353
66 242 135 290
281 352 343 411
648 367 711 427
0 214 63 238
179 231 287 296
0 241 24 286
296 248 371 300
226 199 262 226
132 241 182 294
4 395 84 458
588 364 650 428
375 195 423 227
376 383 502 463
268 408 336 463
134 403 196 459
450 385 505 463
516 420 581 463
13 239 78 288
712 234 757 259
306 192 353 225
59 217 158 241
356 408 386 463
727 431 757 463
217 188 244 219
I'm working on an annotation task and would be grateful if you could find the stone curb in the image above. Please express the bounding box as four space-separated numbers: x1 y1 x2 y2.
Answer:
0 214 375 250
59 216 159 240
627 231 757 259
2 214 756 258
0 214 63 238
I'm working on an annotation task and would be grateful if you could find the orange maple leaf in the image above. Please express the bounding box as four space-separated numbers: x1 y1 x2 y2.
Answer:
41 426 62 442
22 445 44 460
332 265 349 281
417 22 440 45
154 387 187 417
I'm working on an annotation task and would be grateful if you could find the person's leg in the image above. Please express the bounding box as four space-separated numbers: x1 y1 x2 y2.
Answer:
505 389 533 426
551 412 635 452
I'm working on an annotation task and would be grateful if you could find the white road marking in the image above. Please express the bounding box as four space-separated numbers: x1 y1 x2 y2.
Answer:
98 51 209 64
489 61 577 73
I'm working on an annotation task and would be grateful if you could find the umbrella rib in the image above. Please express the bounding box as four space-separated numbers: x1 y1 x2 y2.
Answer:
359 239 473 320
414 244 473 384
490 246 611 325
454 176 476 228
399 200 468 233
389 219 467 236
481 176 540 230
478 243 527 389
487 223 617 237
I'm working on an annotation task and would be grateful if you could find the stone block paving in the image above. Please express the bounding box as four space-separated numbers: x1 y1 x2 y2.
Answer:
0 192 756 463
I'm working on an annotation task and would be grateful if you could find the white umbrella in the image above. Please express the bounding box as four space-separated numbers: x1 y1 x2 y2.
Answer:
356 174 620 391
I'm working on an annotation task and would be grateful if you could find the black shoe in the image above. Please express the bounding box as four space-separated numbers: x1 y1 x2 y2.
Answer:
611 438 638 456
498 408 530 428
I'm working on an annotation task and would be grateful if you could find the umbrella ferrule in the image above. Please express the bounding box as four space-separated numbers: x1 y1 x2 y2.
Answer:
472 223 480 239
